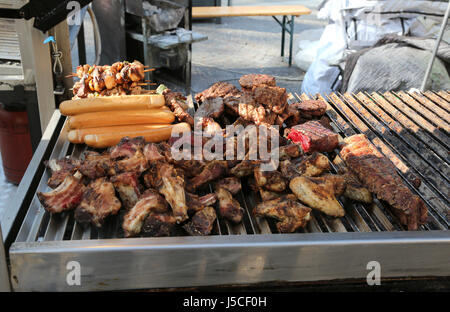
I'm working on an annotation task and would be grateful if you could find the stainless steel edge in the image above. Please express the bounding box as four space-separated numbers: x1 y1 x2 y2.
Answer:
0 223 11 291
9 231 450 291
1 110 62 241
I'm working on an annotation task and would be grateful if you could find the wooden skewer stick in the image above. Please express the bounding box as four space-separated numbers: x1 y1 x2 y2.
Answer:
143 69 156 73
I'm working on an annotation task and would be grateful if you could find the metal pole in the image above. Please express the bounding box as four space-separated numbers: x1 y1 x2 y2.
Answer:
420 1 450 92
0 223 11 292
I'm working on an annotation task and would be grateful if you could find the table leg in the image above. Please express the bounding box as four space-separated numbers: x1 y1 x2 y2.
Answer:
281 16 286 57
289 15 295 66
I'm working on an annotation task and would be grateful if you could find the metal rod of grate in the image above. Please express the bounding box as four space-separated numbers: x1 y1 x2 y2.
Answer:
14 91 450 243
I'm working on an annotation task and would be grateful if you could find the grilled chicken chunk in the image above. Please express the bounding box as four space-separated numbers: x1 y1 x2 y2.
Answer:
75 178 122 227
298 152 330 177
111 172 141 210
122 189 168 237
186 192 217 213
253 194 311 233
183 206 217 236
142 211 177 237
188 160 228 192
37 172 85 214
259 188 283 201
214 177 242 195
215 186 244 223
289 175 345 217
79 151 115 179
46 157 80 189
254 166 287 192
158 162 189 223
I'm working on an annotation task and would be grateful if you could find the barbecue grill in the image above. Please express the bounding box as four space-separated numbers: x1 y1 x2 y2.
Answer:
3 90 449 291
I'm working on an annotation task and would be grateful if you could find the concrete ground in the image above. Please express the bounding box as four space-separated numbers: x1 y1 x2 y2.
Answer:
191 0 326 94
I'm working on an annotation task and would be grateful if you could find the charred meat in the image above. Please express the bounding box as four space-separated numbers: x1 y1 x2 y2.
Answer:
183 206 217 236
111 172 141 210
195 81 240 103
340 134 427 230
253 85 288 114
75 177 122 227
142 211 177 237
291 100 327 119
286 120 339 153
239 74 276 90
215 186 244 223
122 189 168 237
46 157 80 189
253 194 311 233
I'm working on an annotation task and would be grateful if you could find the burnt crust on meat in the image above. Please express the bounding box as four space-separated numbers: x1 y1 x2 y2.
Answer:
195 81 240 103
239 74 276 90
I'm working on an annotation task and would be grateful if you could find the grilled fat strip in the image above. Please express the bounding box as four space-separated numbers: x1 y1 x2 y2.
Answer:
60 94 165 115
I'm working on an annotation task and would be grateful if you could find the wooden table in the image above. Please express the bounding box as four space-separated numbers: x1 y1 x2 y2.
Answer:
192 5 312 66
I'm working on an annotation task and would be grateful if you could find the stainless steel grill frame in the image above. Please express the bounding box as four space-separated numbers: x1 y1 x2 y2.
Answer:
5 91 450 291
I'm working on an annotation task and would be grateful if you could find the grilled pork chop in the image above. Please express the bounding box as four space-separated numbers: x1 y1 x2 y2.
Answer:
340 134 427 230
75 177 122 227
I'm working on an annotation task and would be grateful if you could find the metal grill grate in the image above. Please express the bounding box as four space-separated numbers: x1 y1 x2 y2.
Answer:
13 91 450 243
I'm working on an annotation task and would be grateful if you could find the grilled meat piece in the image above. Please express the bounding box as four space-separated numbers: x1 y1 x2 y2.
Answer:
297 152 330 177
122 189 168 237
183 206 217 236
279 144 303 160
230 160 259 178
195 81 240 103
254 166 287 192
110 137 148 174
340 134 427 230
37 173 85 214
291 100 327 119
276 104 301 127
215 186 244 223
46 157 80 189
214 177 241 195
253 85 287 114
223 94 271 125
290 175 345 217
239 74 276 90
279 153 330 181
79 151 115 179
142 211 177 237
157 162 189 223
143 143 165 163
163 89 194 127
186 192 217 213
111 172 141 210
188 160 228 191
196 97 224 119
286 120 339 153
195 116 223 136
259 188 283 201
75 178 122 227
253 194 311 233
